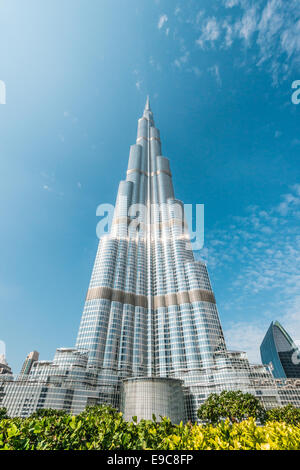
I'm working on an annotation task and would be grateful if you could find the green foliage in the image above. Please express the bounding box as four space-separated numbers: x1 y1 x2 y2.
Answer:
266 404 300 426
0 408 8 420
197 391 266 424
30 408 67 419
0 404 300 450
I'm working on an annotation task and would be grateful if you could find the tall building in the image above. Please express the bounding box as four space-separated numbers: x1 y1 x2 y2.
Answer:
19 351 39 377
260 321 300 379
75 96 229 413
1 99 300 420
0 355 12 376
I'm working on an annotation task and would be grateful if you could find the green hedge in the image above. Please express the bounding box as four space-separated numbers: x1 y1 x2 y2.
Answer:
0 405 300 450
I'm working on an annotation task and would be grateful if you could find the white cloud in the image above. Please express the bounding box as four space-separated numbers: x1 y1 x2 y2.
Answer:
224 295 300 364
222 21 234 48
256 0 284 64
237 6 258 43
190 1 300 83
224 322 266 363
281 19 300 59
208 64 222 86
41 172 64 197
292 184 300 197
196 17 220 49
256 0 300 82
202 185 300 363
133 69 144 92
224 0 240 7
42 185 64 197
281 296 300 345
174 51 190 68
149 57 161 71
191 66 202 77
195 10 205 24
275 190 300 216
158 14 168 30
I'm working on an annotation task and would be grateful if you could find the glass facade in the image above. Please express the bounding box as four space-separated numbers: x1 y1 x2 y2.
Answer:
0 355 12 376
1 99 300 421
121 377 185 424
260 321 300 379
19 351 39 378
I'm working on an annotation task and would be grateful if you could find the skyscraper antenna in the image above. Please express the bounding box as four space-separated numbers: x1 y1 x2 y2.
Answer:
145 95 150 111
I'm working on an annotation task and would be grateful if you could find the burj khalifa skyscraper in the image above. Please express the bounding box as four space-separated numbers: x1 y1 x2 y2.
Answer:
2 99 299 421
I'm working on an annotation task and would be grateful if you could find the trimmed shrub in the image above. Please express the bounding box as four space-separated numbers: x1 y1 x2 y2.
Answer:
266 404 300 426
0 405 300 450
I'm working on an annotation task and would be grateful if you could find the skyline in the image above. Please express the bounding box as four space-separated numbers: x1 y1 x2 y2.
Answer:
0 0 299 374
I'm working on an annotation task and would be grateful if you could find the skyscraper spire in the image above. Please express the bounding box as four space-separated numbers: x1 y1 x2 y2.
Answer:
145 95 150 111
143 95 155 131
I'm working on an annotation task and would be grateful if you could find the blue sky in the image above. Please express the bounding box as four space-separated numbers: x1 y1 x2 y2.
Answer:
0 0 299 372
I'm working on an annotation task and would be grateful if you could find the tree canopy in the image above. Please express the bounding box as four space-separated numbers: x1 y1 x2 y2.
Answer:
197 390 266 424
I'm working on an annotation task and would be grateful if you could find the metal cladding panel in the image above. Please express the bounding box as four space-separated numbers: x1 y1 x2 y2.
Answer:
128 144 142 171
157 173 174 202
150 126 160 140
156 156 171 173
150 140 161 159
117 180 134 200
137 118 148 139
